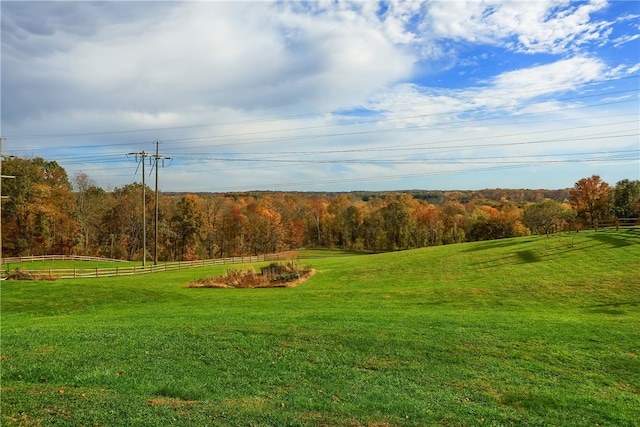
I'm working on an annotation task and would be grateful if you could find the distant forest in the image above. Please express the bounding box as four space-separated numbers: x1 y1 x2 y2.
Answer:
2 157 638 261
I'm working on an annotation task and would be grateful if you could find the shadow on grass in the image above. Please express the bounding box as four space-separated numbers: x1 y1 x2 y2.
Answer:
584 301 640 316
463 239 530 252
516 250 542 263
470 240 605 269
589 229 640 248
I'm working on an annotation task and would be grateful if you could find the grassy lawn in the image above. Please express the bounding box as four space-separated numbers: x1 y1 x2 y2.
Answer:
1 230 639 426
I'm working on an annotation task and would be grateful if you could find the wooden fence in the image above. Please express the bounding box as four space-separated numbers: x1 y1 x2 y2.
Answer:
1 253 291 280
2 255 130 264
594 218 640 230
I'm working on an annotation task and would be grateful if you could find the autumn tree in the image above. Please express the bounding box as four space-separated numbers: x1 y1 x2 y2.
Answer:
523 199 576 236
342 204 366 250
306 198 329 247
440 200 468 244
173 194 206 260
73 172 108 255
2 157 79 256
221 204 250 257
412 202 442 246
247 196 283 254
201 194 227 258
569 175 613 228
155 195 178 261
361 207 387 252
275 194 306 249
326 194 355 247
100 183 150 260
469 201 529 241
380 194 416 250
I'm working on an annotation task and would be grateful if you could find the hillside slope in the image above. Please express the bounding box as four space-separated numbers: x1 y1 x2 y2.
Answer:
1 230 639 426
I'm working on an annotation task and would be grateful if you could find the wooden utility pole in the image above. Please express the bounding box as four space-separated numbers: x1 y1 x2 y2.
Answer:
153 142 170 266
129 151 148 268
129 144 170 267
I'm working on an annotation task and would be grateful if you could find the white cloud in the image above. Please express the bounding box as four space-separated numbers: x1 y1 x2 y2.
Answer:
487 56 606 95
424 0 613 54
613 33 640 47
2 1 637 192
3 1 418 124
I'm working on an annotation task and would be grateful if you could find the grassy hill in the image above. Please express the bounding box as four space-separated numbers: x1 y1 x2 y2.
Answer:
1 230 639 426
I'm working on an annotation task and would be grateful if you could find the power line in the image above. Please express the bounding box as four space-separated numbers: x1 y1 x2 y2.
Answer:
203 157 640 192
3 77 638 143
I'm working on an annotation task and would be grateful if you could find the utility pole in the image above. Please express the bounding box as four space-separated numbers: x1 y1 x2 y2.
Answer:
155 143 159 266
0 137 16 279
128 144 170 267
152 141 171 266
128 151 148 268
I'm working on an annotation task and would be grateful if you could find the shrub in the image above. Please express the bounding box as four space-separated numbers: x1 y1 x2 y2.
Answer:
189 259 312 289
6 268 58 281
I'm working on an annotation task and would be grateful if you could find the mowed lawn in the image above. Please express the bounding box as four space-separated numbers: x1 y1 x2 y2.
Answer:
1 230 639 426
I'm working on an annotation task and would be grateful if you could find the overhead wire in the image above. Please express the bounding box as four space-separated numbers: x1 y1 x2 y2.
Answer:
3 75 637 190
4 74 638 142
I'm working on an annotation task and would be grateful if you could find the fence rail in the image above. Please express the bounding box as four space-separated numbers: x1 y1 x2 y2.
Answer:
2 253 291 280
595 218 640 230
2 255 130 264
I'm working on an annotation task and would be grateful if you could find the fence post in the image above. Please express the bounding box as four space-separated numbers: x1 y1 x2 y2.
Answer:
74 268 77 279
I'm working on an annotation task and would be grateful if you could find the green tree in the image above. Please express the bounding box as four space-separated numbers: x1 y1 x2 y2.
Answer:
613 179 640 218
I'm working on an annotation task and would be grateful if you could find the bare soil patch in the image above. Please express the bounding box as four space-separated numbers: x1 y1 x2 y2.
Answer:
146 397 199 408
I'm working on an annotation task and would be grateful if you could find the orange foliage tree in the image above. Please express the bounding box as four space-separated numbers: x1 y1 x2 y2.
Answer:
570 175 613 229
2 157 79 256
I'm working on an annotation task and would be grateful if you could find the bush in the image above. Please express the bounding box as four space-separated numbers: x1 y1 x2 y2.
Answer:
189 259 312 289
6 268 57 281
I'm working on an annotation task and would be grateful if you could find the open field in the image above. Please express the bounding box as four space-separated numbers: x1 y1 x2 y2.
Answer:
1 230 639 426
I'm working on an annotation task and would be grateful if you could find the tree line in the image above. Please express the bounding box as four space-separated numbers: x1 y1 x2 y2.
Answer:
2 157 639 261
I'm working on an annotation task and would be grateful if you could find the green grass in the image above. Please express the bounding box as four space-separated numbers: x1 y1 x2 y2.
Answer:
1 230 639 426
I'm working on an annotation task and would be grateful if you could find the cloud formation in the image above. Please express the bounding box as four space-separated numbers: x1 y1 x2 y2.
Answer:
1 1 638 192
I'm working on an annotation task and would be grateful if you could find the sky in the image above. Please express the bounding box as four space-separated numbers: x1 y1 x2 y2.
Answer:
1 0 639 193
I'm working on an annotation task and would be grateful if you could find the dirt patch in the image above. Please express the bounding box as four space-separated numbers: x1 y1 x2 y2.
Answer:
223 396 270 409
146 397 199 408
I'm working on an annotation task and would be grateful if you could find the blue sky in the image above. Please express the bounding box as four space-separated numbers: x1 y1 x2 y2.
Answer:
1 0 638 192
